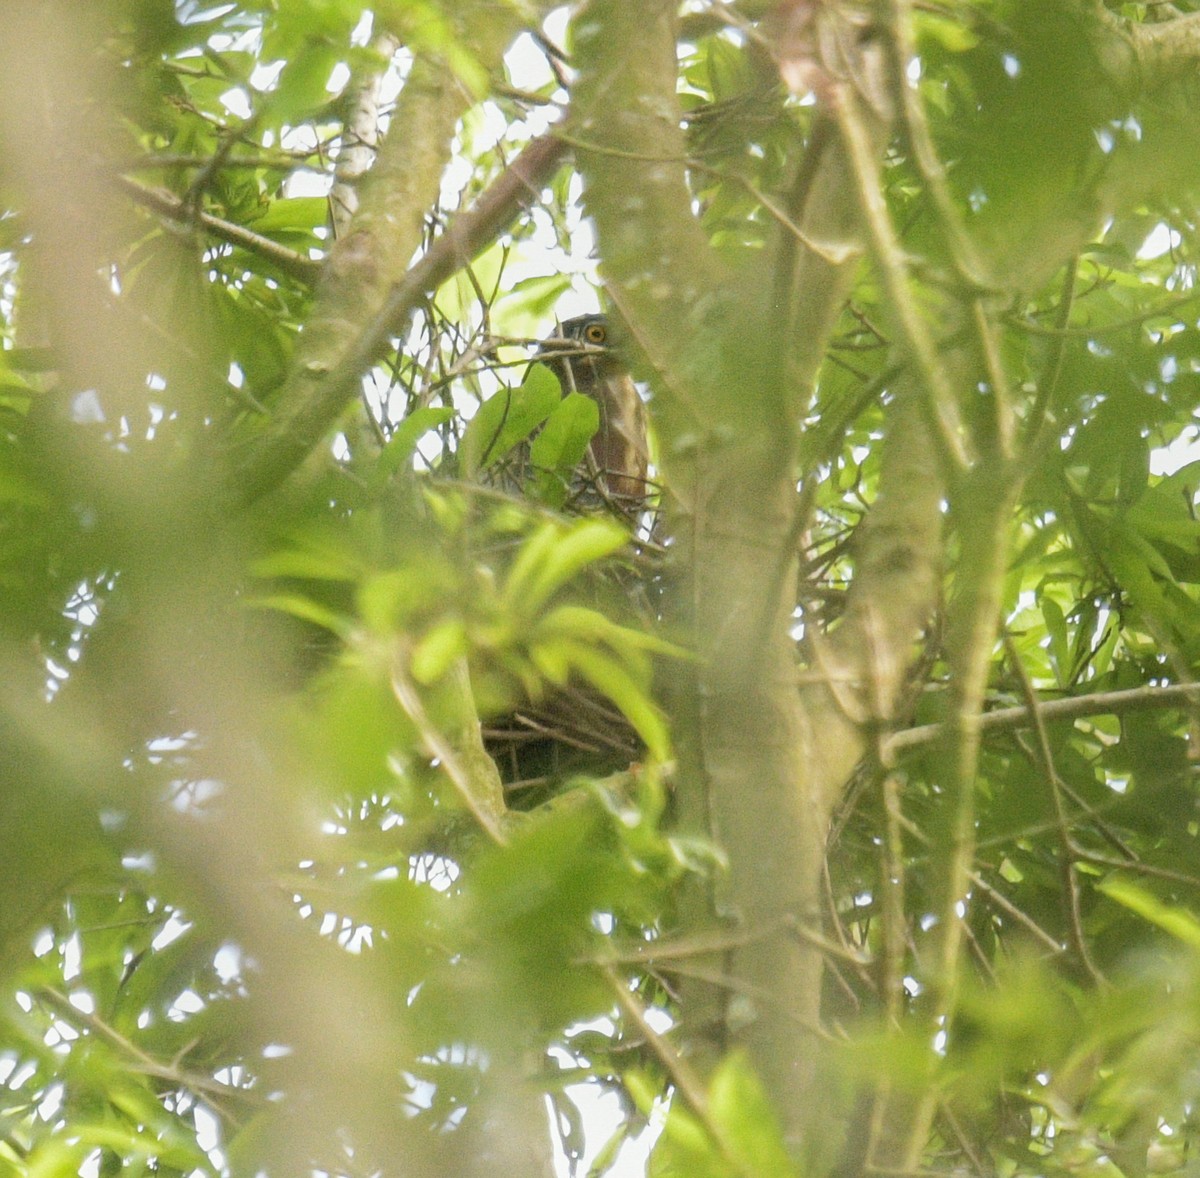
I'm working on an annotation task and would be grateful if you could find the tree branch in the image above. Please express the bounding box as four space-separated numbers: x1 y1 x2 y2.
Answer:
391 654 508 845
901 475 1016 1170
571 0 739 431
886 682 1200 757
226 128 567 505
1104 7 1200 87
329 32 401 240
573 0 908 1149
116 174 320 283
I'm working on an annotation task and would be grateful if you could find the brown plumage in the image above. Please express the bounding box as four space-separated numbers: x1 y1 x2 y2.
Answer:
536 314 649 507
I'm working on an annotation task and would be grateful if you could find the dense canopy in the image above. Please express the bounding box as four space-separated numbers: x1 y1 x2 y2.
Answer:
2 2 1200 1177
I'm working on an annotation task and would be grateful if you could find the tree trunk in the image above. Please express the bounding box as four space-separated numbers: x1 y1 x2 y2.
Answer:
571 0 941 1147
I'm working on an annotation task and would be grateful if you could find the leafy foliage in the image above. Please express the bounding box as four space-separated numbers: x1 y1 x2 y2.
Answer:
1 2 1200 1178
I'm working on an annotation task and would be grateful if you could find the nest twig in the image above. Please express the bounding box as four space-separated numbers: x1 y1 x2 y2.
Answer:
484 678 643 793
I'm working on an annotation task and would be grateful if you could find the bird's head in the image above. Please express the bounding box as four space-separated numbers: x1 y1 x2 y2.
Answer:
535 313 621 395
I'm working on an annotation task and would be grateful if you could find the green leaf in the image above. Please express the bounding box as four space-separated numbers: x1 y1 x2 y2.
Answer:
358 561 458 632
494 273 574 336
705 36 752 103
0 458 47 506
915 11 980 52
708 1053 797 1178
530 392 599 507
78 1115 203 1169
506 518 628 615
560 640 670 760
535 603 689 661
586 1118 633 1178
460 365 560 478
1105 519 1190 633
651 1101 721 1178
370 405 456 490
376 0 490 98
528 638 572 686
251 537 362 581
247 196 329 235
2 346 57 374
261 43 341 122
24 1141 90 1178
410 618 468 684
1124 465 1200 574
501 520 563 612
1097 877 1200 948
435 240 507 322
1040 595 1069 687
246 593 353 639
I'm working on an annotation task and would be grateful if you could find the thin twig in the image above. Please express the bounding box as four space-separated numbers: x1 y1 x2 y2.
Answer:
1024 256 1079 455
886 682 1200 757
390 658 508 845
901 485 1012 1169
183 111 262 213
967 871 1066 955
600 965 714 1141
882 0 993 293
937 1101 988 1177
691 159 861 267
593 916 869 969
1009 286 1200 339
880 798 1068 955
120 152 317 171
1073 850 1200 891
37 987 253 1121
828 82 970 474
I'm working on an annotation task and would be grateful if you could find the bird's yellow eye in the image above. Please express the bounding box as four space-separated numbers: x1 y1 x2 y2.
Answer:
584 322 607 345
